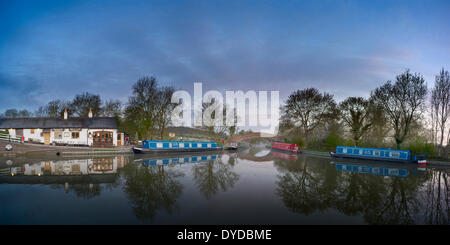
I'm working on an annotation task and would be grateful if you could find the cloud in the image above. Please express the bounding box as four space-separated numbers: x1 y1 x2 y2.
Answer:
0 0 449 112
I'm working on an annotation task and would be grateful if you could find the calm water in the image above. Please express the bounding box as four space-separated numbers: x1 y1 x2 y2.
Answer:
0 145 449 225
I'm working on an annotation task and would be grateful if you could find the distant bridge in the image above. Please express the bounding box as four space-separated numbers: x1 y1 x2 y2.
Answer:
226 132 280 143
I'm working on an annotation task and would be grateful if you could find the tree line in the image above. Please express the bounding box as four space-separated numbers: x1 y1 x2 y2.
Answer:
280 68 450 158
0 93 122 118
2 68 449 158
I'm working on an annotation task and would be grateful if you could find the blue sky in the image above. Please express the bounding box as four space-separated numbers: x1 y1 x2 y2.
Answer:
0 0 449 112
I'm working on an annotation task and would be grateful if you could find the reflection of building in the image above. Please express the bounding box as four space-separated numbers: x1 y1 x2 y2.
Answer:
0 156 130 197
335 163 410 178
1 156 129 177
0 109 125 146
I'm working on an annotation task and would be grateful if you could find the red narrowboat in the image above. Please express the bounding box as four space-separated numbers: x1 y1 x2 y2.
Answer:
271 142 300 154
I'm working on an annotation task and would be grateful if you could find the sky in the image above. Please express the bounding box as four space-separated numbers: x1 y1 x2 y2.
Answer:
0 0 449 113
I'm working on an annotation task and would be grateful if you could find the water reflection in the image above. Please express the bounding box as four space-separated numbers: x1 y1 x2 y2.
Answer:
121 161 184 221
0 147 448 224
274 156 449 224
334 162 410 178
192 154 239 200
274 156 336 215
423 169 450 224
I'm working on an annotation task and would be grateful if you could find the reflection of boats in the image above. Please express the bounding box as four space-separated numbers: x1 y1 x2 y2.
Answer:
133 140 222 154
271 142 300 154
139 154 219 167
271 150 298 161
330 146 427 164
333 162 410 178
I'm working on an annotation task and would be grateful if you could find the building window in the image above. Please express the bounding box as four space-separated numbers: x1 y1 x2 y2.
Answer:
30 129 35 134
71 132 80 139
54 130 63 140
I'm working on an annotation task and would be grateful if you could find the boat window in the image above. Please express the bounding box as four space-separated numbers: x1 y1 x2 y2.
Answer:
374 151 380 156
342 148 347 153
390 152 400 158
157 143 163 148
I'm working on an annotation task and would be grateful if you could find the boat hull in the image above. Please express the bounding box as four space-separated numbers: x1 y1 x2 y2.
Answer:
271 147 300 154
271 142 301 154
133 147 222 154
330 152 416 164
224 146 238 151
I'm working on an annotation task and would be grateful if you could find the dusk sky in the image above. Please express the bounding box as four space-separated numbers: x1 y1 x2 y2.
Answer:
0 0 449 113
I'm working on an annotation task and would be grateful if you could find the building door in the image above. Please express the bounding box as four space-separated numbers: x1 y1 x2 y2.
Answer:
92 131 113 147
117 133 122 146
43 132 50 145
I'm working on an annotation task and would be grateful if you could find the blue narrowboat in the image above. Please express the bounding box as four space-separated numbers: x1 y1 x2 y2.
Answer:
133 140 222 154
330 146 427 164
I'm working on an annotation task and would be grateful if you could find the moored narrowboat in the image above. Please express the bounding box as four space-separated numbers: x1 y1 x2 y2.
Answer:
271 142 300 154
133 140 222 154
330 146 427 164
224 141 238 150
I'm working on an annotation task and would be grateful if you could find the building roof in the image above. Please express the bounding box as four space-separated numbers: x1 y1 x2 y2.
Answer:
0 117 117 129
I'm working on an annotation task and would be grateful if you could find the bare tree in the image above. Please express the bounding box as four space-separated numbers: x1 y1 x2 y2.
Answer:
125 76 159 140
199 100 228 142
339 97 372 146
3 109 18 118
44 99 71 117
155 86 175 139
282 88 338 147
70 92 102 117
102 99 122 117
430 68 450 155
371 69 427 149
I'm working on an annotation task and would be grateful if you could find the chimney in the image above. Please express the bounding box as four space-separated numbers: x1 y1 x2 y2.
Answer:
88 108 93 118
64 109 68 120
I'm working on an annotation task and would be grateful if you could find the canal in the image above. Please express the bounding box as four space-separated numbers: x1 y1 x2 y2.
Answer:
0 146 448 225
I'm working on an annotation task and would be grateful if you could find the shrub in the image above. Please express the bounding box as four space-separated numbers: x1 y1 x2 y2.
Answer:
290 136 306 148
406 136 435 157
325 131 344 149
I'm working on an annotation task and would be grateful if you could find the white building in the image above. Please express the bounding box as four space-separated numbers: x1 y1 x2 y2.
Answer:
0 109 126 147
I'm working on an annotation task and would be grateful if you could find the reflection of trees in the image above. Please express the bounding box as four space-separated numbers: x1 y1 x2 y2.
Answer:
274 157 438 224
275 157 340 215
228 155 236 166
423 169 450 224
192 158 239 199
50 177 121 200
122 163 184 221
362 178 421 224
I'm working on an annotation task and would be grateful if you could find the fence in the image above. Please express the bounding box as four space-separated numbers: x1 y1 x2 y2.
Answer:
0 132 22 143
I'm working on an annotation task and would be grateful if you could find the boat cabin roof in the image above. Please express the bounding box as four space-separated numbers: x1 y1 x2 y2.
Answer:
336 145 411 153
